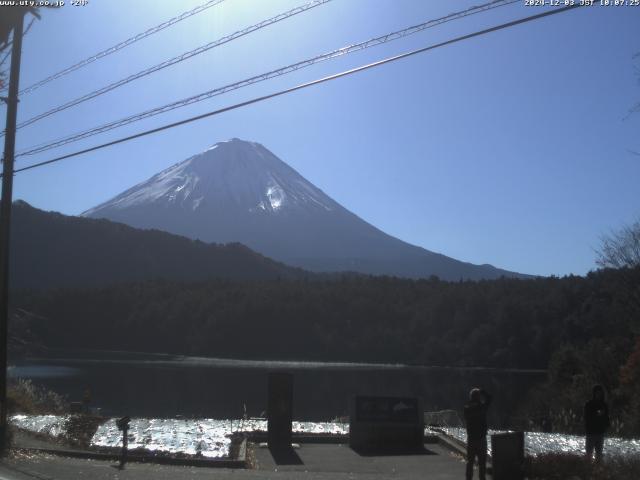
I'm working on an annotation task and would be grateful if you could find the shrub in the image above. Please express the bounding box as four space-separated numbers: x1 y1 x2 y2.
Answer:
7 379 67 414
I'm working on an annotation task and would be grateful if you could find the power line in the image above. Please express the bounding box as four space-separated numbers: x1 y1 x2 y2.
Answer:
9 0 332 133
0 0 227 96
0 17 34 83
9 3 583 176
16 0 519 157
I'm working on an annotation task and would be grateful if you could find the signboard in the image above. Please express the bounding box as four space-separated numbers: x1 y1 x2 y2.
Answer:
349 395 424 451
356 396 419 423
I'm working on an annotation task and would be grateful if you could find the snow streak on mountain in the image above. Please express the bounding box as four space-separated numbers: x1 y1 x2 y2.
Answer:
86 139 336 217
83 138 527 280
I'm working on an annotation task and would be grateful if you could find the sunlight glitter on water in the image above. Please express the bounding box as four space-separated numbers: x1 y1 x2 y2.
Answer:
13 415 638 459
10 414 349 458
91 418 348 458
92 418 232 458
11 414 70 438
438 427 640 458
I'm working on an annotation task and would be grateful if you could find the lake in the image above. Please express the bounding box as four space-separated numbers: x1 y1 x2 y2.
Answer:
9 349 546 426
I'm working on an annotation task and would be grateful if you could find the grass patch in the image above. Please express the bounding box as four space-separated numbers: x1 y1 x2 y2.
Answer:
527 452 640 480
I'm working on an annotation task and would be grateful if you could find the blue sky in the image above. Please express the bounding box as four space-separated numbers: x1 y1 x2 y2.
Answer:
2 0 639 277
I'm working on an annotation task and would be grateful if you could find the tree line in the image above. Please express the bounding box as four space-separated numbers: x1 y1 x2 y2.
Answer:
11 266 640 435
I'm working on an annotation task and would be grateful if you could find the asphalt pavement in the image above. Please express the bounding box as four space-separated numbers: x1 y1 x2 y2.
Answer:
1 443 468 479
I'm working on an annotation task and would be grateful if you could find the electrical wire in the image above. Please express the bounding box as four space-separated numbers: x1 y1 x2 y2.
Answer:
0 0 227 96
16 0 519 157
8 3 583 176
11 0 332 133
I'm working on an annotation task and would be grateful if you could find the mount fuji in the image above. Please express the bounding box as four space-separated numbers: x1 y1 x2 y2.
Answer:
83 138 527 280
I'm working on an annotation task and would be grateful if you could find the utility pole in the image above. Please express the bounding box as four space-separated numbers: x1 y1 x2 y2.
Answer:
0 11 25 454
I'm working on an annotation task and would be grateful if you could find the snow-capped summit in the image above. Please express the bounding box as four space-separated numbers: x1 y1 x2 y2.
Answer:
84 138 335 217
83 139 527 280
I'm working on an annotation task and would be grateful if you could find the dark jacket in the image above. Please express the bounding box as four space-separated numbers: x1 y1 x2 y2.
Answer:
464 392 492 440
584 398 610 435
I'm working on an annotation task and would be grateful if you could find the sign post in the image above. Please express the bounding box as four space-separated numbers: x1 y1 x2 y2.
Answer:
116 416 131 469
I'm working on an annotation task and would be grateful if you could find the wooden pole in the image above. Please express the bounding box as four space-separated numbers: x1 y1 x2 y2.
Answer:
0 11 25 453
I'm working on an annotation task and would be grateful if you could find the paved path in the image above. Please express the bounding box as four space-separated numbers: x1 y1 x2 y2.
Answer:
255 443 466 478
12 431 86 453
1 443 468 479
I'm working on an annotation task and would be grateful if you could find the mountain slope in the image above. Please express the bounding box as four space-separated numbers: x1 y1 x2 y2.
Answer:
10 201 306 290
83 138 528 280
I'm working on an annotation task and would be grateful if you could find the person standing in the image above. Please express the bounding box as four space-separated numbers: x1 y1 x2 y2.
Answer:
584 385 610 462
464 388 492 480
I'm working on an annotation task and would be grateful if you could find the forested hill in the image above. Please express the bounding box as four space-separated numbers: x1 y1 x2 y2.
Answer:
13 267 638 370
12 266 640 435
9 201 307 289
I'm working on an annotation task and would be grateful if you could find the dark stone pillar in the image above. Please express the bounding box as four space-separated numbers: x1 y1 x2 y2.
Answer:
267 372 293 449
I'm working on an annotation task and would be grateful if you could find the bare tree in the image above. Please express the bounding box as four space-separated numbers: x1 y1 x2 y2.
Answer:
596 220 640 270
596 219 640 326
